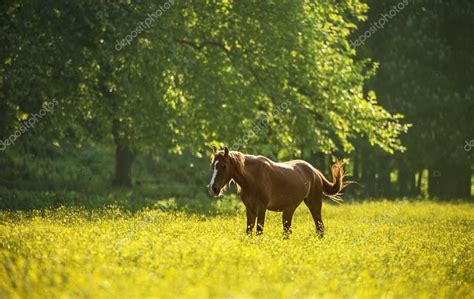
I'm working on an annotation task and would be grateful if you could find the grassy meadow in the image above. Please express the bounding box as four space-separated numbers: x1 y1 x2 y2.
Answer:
0 199 473 299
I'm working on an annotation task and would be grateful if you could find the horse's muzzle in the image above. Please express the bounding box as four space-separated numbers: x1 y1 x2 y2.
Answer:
208 184 220 197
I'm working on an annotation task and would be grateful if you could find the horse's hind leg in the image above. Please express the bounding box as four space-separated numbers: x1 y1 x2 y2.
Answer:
304 195 324 238
256 206 266 236
282 208 296 238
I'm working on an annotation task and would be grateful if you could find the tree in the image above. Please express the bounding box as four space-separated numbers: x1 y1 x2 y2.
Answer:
354 0 473 198
1 0 408 187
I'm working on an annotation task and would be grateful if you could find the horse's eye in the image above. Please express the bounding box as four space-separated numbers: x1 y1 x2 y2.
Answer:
222 164 226 169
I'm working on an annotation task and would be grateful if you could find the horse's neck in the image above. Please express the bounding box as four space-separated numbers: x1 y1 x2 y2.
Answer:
232 154 256 189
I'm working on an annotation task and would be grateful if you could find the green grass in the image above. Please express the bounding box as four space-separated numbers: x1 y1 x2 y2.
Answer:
1 199 473 298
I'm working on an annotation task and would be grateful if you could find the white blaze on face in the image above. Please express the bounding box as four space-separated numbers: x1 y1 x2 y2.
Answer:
208 160 219 188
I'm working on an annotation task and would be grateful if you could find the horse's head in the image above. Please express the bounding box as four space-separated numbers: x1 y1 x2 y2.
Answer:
208 146 233 197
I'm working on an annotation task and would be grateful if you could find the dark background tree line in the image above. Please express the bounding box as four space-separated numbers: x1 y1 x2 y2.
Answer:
347 0 474 199
0 0 472 210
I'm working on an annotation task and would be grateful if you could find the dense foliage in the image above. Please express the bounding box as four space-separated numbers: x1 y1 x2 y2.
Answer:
349 0 474 198
1 0 407 187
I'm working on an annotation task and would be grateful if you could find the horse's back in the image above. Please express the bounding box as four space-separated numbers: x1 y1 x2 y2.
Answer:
248 156 315 178
245 155 317 188
276 159 316 176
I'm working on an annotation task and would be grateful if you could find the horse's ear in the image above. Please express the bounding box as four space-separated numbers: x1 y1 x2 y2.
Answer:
211 146 217 154
224 147 229 157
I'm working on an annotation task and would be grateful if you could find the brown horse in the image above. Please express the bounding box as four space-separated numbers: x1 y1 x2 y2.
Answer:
207 147 347 238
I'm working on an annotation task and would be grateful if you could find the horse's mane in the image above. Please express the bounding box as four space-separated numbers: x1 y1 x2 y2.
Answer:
228 151 246 192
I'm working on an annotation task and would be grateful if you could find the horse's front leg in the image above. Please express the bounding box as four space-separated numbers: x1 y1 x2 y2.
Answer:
246 208 256 236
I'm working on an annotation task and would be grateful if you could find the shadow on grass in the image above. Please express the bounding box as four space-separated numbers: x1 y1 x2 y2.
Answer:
0 185 244 216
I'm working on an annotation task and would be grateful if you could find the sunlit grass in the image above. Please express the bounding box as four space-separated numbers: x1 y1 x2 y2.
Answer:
1 200 473 298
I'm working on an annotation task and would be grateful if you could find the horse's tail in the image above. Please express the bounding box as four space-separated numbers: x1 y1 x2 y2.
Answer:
320 160 347 203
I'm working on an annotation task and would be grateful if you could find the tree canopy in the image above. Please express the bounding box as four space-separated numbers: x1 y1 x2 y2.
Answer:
1 0 410 186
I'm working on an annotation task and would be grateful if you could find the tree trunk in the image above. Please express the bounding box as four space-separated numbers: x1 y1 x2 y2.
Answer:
361 148 376 197
398 159 415 197
113 144 134 187
415 169 423 196
353 150 360 181
112 120 134 187
429 162 471 199
377 163 392 198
